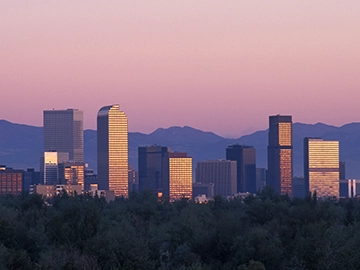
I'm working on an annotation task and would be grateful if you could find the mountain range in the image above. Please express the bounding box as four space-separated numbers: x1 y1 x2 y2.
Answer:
1 119 360 178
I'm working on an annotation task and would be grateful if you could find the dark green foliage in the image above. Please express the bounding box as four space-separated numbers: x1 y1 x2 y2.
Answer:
2 190 360 269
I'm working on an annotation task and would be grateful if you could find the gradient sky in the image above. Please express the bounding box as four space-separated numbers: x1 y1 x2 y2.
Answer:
1 1 360 137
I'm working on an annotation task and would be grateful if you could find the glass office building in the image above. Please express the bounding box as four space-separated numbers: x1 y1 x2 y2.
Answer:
226 145 256 193
43 109 84 162
97 105 128 197
304 138 339 198
267 115 293 195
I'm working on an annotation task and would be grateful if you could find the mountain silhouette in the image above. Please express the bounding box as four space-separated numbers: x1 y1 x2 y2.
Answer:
0 119 359 178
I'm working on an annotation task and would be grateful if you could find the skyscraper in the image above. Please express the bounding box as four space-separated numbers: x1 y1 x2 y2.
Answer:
97 104 128 197
304 138 339 198
267 115 292 195
226 145 256 193
163 152 192 201
196 160 237 196
43 109 84 162
138 145 170 195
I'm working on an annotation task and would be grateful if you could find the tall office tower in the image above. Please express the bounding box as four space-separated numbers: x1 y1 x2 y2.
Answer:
0 166 23 195
58 162 85 189
162 152 192 201
44 109 84 162
304 138 339 198
138 145 170 195
196 160 237 197
40 152 69 184
267 115 293 195
226 145 256 193
97 104 128 197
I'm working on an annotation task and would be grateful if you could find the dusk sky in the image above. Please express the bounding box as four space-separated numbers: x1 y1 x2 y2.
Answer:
1 1 360 137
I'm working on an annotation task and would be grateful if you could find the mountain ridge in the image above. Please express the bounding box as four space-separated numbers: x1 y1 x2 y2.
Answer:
1 120 360 178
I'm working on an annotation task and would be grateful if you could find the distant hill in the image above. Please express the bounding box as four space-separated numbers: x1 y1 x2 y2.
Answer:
0 119 360 178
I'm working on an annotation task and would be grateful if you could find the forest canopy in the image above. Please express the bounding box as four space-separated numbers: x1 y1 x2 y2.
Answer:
0 188 359 270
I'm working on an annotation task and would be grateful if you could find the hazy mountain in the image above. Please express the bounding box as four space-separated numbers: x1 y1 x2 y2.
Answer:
1 120 360 178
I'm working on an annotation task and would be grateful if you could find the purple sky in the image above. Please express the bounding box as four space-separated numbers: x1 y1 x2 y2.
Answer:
1 1 360 137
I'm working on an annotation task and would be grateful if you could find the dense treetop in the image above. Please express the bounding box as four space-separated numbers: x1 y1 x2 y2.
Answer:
0 188 360 269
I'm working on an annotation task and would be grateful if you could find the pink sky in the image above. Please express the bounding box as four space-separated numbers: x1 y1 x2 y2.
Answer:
1 1 360 137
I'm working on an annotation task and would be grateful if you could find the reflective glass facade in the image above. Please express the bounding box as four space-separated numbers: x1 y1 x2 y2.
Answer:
44 109 84 162
268 115 292 195
97 105 128 197
304 138 339 198
168 156 192 201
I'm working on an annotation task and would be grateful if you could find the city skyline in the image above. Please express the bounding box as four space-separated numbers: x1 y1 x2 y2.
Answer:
1 1 360 138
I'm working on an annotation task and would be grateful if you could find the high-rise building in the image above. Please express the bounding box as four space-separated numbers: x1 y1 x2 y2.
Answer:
304 138 339 198
138 145 170 195
226 145 256 193
163 152 192 201
0 165 23 195
43 109 84 162
267 115 293 195
97 104 128 197
196 160 237 197
40 152 69 184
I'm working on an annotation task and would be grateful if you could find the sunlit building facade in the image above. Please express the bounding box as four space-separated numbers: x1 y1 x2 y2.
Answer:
162 152 192 201
267 115 292 195
97 104 128 197
0 166 23 195
58 162 85 189
196 160 237 197
44 109 84 162
304 138 339 198
169 154 192 201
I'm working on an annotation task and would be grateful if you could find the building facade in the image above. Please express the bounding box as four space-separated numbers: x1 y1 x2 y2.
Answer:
40 152 69 184
163 152 192 201
138 145 170 195
0 166 23 195
23 168 40 192
58 162 85 189
43 109 84 162
226 145 256 193
97 104 128 197
304 138 339 198
267 115 293 195
196 160 237 197
340 179 360 198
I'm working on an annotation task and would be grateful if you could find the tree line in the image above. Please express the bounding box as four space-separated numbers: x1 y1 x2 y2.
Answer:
1 188 360 269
